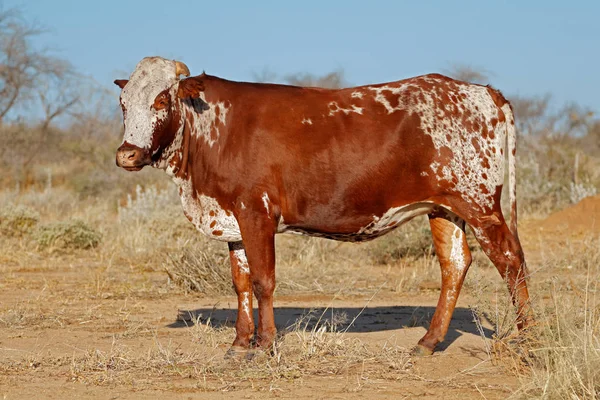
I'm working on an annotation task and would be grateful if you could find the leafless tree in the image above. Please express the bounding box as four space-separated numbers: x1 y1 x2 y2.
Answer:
0 6 78 126
253 67 347 89
252 67 278 85
444 64 492 85
284 69 347 89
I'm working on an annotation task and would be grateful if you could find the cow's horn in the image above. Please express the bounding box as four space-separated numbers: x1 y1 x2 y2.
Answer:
175 61 190 78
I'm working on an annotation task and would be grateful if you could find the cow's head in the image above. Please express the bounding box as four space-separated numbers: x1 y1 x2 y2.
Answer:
114 56 204 171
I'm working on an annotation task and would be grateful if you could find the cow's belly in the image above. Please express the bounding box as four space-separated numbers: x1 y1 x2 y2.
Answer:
278 202 434 242
177 174 433 243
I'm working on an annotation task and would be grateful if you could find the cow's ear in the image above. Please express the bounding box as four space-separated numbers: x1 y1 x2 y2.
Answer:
114 79 128 89
178 77 205 99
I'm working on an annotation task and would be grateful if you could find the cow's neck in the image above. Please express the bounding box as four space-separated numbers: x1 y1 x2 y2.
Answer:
158 93 230 197
155 95 240 241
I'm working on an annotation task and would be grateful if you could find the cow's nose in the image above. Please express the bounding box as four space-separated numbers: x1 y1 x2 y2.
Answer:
116 144 142 168
122 149 138 160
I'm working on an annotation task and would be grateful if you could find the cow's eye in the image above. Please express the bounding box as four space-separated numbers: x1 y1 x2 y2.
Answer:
154 94 169 110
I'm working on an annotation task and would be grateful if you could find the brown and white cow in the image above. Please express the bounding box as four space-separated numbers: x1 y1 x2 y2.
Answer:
114 56 532 357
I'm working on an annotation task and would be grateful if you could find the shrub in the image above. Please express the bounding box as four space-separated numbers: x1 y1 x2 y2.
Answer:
164 247 231 295
0 204 40 237
118 184 180 223
34 219 101 250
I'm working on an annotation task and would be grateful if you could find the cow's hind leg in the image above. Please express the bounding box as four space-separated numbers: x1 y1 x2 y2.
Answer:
469 218 533 331
225 241 255 358
414 208 472 356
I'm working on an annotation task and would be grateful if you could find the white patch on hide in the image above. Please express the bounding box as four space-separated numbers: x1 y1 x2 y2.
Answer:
368 76 506 212
302 118 313 125
184 97 230 148
367 84 414 114
233 248 250 274
261 192 271 218
171 176 242 242
241 292 251 319
449 225 467 272
357 203 434 236
503 103 517 211
198 195 242 241
328 101 363 116
351 91 363 99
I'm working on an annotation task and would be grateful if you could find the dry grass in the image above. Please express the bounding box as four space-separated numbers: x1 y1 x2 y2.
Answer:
165 247 232 295
465 237 600 399
66 305 412 391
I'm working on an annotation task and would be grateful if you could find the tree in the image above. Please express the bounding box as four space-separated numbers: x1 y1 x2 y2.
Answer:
283 69 347 89
253 68 347 89
0 6 78 126
444 64 491 85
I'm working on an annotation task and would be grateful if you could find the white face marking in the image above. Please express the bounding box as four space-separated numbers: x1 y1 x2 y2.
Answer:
328 101 363 116
184 98 230 148
301 118 313 125
120 57 179 149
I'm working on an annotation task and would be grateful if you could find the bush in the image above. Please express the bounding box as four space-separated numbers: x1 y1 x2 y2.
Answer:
34 219 101 250
118 184 180 223
164 247 231 295
0 204 40 237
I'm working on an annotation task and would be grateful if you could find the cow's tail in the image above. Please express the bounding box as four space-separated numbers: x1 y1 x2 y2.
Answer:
502 102 519 241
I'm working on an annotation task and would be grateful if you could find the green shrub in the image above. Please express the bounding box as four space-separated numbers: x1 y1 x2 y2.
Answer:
34 219 101 250
0 204 40 237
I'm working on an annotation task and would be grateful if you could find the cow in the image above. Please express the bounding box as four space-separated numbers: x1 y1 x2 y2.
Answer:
114 56 532 357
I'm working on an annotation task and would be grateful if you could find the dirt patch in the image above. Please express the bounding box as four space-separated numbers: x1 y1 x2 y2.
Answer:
538 195 600 237
1 192 598 398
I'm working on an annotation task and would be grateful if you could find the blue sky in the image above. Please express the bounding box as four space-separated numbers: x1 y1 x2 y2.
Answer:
5 0 600 112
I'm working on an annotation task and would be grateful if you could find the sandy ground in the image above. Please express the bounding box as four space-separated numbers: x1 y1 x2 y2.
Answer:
1 196 598 399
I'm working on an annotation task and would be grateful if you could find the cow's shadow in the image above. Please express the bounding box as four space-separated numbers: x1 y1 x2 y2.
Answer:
167 305 493 351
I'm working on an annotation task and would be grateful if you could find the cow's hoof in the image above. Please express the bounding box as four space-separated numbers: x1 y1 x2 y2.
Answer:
224 346 250 360
411 344 434 357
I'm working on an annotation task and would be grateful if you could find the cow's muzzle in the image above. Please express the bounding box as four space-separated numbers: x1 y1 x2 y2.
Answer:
116 143 151 171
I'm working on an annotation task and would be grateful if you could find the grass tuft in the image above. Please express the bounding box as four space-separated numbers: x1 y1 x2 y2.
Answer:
164 248 232 295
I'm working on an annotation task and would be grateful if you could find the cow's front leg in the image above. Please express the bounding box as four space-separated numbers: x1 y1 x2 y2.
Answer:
236 209 277 349
226 241 254 356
